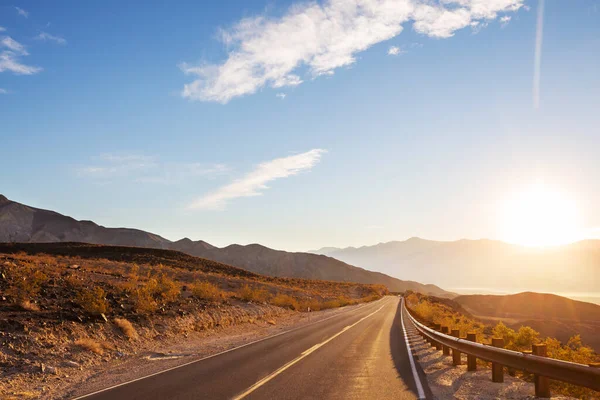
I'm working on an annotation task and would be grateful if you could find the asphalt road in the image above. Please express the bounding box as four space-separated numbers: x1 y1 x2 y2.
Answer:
74 296 432 400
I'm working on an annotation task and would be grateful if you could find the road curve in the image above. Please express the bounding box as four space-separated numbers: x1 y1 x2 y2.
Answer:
73 296 432 400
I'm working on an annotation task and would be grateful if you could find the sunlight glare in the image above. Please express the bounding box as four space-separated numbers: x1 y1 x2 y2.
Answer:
500 184 582 247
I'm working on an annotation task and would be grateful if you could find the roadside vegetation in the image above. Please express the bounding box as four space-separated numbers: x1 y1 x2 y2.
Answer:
405 292 600 399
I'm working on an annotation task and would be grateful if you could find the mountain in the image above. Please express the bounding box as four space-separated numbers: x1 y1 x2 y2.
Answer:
0 194 452 296
310 237 600 295
454 292 600 352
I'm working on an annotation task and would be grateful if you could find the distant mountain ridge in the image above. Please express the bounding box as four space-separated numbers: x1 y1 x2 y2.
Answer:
310 237 600 294
0 194 452 296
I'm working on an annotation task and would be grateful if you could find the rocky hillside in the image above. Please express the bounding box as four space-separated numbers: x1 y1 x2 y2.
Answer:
0 195 452 296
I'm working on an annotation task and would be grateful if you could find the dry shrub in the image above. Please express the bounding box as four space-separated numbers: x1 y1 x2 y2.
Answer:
132 273 180 314
114 318 137 339
299 299 322 312
74 338 104 355
192 281 223 302
320 296 356 310
270 293 299 310
321 299 342 309
150 274 180 303
18 300 40 311
4 263 47 303
76 286 109 315
132 286 158 314
237 285 269 303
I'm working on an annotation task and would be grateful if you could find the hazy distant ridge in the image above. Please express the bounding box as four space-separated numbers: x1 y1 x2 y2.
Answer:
311 237 600 293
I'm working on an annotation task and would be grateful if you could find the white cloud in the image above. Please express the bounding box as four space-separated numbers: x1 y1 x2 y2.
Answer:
0 36 42 75
15 7 28 18
275 92 286 99
181 0 524 103
78 153 229 184
1 37 27 54
36 32 67 45
189 149 327 210
387 46 404 56
0 88 7 94
0 27 6 32
500 15 512 27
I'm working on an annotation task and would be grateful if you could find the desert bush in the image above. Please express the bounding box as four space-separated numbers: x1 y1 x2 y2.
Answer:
74 338 104 355
114 318 137 339
321 299 342 309
192 281 224 302
237 285 269 303
4 263 47 303
270 293 299 310
149 274 180 303
299 299 322 311
131 274 180 314
76 286 109 315
131 285 158 314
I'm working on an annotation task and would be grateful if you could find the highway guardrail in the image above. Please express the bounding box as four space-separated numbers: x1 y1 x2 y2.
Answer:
403 299 600 397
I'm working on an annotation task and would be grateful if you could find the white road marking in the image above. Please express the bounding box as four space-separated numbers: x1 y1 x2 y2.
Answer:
400 298 426 399
232 304 386 400
70 297 386 400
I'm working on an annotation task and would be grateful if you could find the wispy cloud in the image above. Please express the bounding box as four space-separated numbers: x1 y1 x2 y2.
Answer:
77 153 229 184
36 32 67 45
387 46 404 56
0 88 8 94
15 7 28 18
0 36 42 75
0 27 6 32
275 92 286 99
180 0 525 103
500 15 512 27
1 36 26 53
533 0 545 109
189 149 327 210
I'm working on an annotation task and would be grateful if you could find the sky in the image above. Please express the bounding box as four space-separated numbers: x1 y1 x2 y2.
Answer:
1 0 599 252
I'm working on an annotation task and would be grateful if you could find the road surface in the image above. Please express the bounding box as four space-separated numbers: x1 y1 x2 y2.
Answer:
73 296 432 400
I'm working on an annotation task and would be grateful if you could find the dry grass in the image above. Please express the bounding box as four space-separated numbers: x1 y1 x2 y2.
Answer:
114 318 138 340
192 281 224 302
270 293 299 310
18 300 40 311
237 285 270 303
76 286 109 315
74 338 104 355
3 262 47 304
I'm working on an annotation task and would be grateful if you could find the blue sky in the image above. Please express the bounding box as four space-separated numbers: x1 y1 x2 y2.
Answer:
1 0 599 251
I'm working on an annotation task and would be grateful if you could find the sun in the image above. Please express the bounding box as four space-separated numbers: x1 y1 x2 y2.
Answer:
500 184 582 247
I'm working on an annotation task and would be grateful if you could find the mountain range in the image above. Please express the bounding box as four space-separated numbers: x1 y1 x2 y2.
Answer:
0 194 451 296
311 237 600 295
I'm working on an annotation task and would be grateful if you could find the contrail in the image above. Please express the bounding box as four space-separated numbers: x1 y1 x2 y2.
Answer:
533 0 545 109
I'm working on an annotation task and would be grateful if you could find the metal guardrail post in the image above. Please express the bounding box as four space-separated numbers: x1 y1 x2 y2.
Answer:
441 326 450 355
491 338 504 382
451 329 461 365
433 324 442 350
466 332 477 371
532 344 550 398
